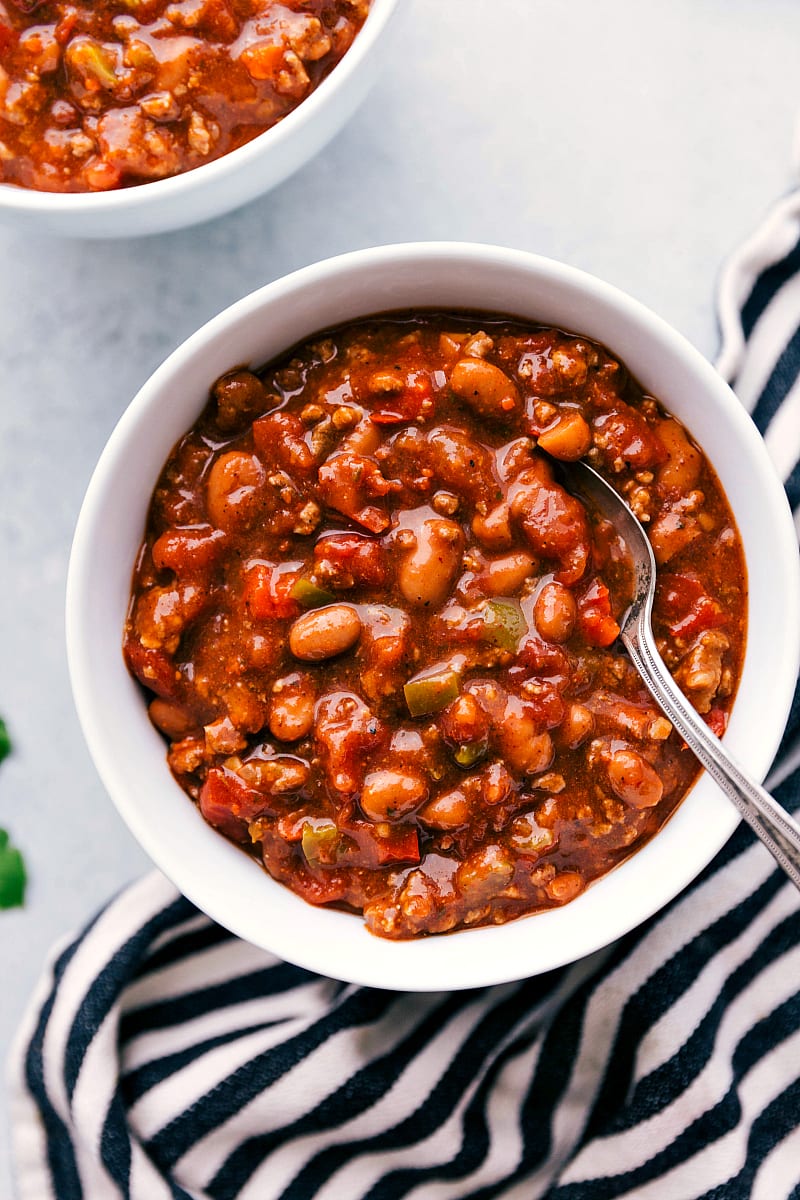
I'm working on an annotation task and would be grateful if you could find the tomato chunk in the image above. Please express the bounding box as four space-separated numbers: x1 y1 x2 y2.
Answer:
370 372 433 424
242 562 301 620
124 640 180 700
313 533 387 587
198 769 252 843
577 579 620 647
655 572 726 638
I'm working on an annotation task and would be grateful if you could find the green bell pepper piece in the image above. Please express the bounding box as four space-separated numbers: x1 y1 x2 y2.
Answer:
290 578 336 609
404 665 461 718
479 599 527 651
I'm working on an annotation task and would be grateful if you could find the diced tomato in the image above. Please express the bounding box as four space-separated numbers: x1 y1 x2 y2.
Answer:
317 453 395 534
705 707 728 738
345 820 421 866
198 768 252 842
152 525 226 575
54 6 78 42
518 680 565 729
577 579 620 647
0 22 16 52
242 561 301 620
370 372 433 424
655 572 725 639
516 633 569 678
124 640 180 700
253 411 315 474
313 532 387 587
592 407 668 469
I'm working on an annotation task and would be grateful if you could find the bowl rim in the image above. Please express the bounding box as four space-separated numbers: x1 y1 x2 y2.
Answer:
66 241 800 990
0 0 398 217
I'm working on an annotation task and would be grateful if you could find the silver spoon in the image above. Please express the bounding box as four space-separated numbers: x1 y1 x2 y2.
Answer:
561 458 800 889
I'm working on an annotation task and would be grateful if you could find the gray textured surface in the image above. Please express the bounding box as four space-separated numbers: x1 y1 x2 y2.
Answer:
2 0 800 1191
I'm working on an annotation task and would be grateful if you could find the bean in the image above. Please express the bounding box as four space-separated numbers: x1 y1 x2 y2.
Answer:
608 748 663 808
397 517 464 608
269 674 315 742
561 702 594 748
496 695 554 774
534 581 577 643
360 768 429 821
450 358 520 421
339 416 381 456
206 450 264 530
544 871 583 903
649 505 701 565
148 698 197 740
481 761 513 805
440 693 490 746
204 716 247 755
289 604 362 661
418 788 470 830
236 756 310 794
479 551 535 596
656 417 701 493
537 411 592 461
471 502 513 550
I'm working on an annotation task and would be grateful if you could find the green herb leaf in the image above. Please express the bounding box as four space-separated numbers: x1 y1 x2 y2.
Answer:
0 719 10 764
0 828 26 909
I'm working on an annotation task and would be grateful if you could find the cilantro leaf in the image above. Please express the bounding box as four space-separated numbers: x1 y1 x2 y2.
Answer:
0 828 26 909
0 719 10 764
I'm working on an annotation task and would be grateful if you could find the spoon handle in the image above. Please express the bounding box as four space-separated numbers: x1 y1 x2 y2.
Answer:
623 618 800 891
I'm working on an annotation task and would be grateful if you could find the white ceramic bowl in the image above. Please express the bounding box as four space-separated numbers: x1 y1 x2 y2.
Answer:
0 0 398 239
67 243 800 990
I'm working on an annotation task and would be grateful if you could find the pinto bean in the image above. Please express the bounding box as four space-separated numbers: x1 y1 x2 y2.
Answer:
440 692 490 746
148 698 198 740
500 720 553 775
649 504 702 565
205 450 264 530
510 459 590 585
339 416 381 456
545 871 583 903
656 417 701 493
268 674 315 742
534 581 577 643
396 517 465 608
360 768 429 822
471 683 554 775
478 551 535 596
471 503 513 550
561 702 594 748
236 756 310 795
418 788 471 829
608 748 664 808
450 358 521 421
289 604 362 661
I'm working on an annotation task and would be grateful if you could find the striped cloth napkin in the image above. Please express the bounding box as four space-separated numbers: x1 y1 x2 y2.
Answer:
9 194 800 1200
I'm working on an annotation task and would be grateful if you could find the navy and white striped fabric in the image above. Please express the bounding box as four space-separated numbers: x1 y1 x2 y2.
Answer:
10 193 800 1199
